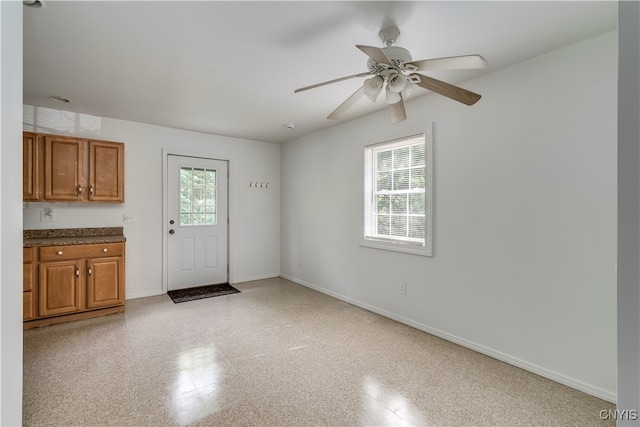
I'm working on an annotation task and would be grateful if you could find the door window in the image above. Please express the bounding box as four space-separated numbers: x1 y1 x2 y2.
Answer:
179 167 217 226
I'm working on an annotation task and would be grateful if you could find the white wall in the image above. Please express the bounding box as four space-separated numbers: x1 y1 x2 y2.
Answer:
23 111 281 299
0 1 24 424
281 31 618 401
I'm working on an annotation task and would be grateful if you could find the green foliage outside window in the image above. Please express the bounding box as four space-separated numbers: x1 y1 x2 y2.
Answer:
180 167 217 226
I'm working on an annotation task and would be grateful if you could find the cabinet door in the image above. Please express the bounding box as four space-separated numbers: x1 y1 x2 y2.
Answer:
43 135 86 201
23 291 36 321
23 132 40 201
23 247 37 320
39 261 82 316
86 256 124 309
88 141 124 202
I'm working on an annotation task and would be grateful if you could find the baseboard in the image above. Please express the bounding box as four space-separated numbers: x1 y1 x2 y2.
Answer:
125 274 280 300
230 273 280 284
280 273 617 404
126 289 164 300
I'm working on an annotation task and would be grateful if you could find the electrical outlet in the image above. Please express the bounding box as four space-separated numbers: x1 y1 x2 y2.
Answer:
40 208 55 222
123 214 136 223
399 282 406 295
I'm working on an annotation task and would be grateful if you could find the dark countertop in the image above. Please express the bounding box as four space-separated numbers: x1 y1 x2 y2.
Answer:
24 227 126 248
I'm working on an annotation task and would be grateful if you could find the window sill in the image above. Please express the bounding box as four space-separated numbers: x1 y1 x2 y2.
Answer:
360 239 432 257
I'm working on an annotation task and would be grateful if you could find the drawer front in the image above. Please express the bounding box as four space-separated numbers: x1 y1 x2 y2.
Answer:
39 242 124 261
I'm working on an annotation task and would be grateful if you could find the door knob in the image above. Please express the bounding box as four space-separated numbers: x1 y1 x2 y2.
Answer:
169 229 175 234
169 219 175 225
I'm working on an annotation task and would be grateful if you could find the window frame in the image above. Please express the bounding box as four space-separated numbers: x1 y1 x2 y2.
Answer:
178 166 218 227
361 125 433 257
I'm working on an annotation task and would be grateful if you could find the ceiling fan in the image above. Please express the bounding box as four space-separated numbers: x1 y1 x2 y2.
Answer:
294 26 488 123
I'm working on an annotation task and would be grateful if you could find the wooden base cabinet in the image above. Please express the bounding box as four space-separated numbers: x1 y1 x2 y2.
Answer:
87 256 125 309
39 260 82 317
23 247 37 321
24 242 125 328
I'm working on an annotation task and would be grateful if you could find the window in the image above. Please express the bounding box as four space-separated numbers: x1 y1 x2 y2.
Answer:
363 130 433 256
179 167 217 226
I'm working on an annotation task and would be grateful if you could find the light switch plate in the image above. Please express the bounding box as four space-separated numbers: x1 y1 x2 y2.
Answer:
123 214 136 223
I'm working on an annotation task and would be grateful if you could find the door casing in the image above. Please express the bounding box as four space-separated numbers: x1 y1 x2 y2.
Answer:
162 148 231 294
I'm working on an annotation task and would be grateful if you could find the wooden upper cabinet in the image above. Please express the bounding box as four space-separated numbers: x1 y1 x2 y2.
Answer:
88 141 124 202
25 132 125 203
23 132 40 201
44 135 85 201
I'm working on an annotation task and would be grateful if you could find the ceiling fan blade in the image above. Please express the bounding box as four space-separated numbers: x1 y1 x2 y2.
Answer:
356 45 393 67
408 54 488 71
412 73 481 106
295 72 373 93
327 86 364 120
389 95 406 123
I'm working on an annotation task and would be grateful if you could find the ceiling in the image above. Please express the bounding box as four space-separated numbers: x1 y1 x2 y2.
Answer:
23 1 618 144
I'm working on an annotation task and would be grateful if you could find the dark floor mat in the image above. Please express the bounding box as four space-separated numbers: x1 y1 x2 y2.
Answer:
167 283 240 303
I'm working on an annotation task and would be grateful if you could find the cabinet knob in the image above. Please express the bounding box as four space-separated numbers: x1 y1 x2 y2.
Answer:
77 185 83 195
102 248 108 253
57 250 63 255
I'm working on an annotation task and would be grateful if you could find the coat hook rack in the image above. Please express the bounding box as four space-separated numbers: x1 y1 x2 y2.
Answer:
246 180 270 189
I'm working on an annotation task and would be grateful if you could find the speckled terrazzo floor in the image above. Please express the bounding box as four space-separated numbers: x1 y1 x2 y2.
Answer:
23 277 615 426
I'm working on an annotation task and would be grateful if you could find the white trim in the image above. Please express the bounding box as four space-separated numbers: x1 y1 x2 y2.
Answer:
127 274 279 299
280 273 617 404
126 290 164 300
230 273 280 284
362 123 434 257
359 239 429 256
162 148 232 294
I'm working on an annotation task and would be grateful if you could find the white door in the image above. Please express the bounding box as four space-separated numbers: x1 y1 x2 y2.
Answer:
167 155 228 290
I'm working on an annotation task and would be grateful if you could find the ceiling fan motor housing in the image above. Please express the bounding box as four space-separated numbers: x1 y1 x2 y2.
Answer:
367 46 413 73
